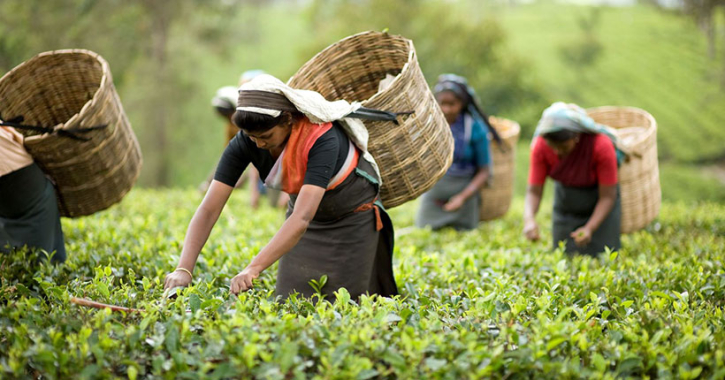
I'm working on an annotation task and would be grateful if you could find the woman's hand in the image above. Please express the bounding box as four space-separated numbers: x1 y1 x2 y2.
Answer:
570 226 592 247
523 185 544 242
228 185 324 296
523 219 540 241
230 265 262 295
443 194 466 212
170 180 234 295
164 269 192 290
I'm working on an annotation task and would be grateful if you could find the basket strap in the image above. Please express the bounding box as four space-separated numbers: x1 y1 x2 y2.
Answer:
0 115 107 141
345 107 414 125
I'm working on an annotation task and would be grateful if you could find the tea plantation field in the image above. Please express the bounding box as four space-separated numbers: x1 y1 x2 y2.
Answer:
498 3 725 164
1 189 724 379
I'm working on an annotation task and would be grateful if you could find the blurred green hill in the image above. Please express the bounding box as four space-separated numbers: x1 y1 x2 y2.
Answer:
1 0 723 201
498 2 725 164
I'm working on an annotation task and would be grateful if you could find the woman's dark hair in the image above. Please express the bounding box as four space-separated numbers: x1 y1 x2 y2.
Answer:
542 129 578 143
215 106 235 118
233 110 298 133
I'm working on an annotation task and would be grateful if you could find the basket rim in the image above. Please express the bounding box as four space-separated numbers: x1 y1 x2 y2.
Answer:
586 106 657 132
288 31 415 105
0 49 110 134
586 106 657 154
489 116 521 140
362 33 415 106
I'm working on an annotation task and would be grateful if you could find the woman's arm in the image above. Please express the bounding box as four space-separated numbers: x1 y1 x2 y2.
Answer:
247 167 261 209
524 138 551 241
230 184 325 294
523 184 544 241
164 180 234 289
443 166 490 211
571 184 617 246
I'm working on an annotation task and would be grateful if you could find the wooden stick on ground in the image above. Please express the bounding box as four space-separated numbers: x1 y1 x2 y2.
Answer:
70 297 145 313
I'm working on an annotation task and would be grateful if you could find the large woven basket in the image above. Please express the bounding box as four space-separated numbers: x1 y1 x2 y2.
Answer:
587 106 660 233
480 117 520 221
0 49 142 217
288 31 453 208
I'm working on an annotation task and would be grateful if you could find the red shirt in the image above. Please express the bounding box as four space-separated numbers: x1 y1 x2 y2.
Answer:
528 134 617 187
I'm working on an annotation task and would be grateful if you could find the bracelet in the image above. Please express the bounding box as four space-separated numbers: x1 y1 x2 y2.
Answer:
175 267 193 279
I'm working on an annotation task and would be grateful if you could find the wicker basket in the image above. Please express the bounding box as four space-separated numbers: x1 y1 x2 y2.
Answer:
288 31 453 208
479 117 520 221
586 106 660 233
0 49 142 217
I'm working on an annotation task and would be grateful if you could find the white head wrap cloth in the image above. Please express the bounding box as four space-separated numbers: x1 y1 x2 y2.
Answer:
211 86 239 109
237 74 382 183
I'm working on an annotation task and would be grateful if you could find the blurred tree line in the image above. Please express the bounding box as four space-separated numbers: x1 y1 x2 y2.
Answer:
304 0 547 129
681 0 725 87
1 0 547 187
0 0 264 187
682 0 724 59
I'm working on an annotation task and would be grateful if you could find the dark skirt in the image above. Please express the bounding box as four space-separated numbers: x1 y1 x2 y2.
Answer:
0 163 66 262
275 158 397 300
552 181 621 256
415 174 479 231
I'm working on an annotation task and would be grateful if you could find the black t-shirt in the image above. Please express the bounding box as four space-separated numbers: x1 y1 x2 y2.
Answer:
214 122 349 189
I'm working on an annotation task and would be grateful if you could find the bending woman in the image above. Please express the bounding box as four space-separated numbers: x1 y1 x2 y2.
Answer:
524 102 625 255
0 125 66 262
416 74 492 231
164 74 398 299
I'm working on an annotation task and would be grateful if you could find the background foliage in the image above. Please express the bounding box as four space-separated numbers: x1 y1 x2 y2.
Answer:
1 189 724 379
1 2 724 376
1 0 724 200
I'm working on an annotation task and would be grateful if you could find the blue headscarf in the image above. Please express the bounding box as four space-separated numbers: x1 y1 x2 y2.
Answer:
434 74 502 146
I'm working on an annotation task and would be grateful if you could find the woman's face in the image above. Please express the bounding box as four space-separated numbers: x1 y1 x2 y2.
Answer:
243 122 292 151
436 91 464 125
545 135 579 156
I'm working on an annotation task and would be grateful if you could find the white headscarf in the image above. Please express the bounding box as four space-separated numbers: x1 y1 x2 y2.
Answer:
237 74 381 182
211 86 238 109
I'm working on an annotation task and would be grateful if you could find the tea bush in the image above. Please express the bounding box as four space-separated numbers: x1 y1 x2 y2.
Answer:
1 189 723 379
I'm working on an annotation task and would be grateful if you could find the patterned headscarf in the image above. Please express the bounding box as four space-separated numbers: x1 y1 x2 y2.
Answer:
533 102 627 165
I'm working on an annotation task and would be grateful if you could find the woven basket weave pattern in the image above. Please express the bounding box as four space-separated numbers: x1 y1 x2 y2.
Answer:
0 49 142 217
587 106 660 234
288 32 453 208
479 117 520 221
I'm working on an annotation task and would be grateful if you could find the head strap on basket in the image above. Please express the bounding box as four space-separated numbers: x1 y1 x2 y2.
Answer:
238 90 298 112
238 90 413 125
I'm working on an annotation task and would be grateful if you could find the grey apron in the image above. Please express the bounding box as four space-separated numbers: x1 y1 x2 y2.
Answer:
415 174 479 231
552 181 621 256
275 158 397 300
0 163 66 262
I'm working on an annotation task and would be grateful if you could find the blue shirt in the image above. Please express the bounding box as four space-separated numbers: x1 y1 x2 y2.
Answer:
447 113 492 177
